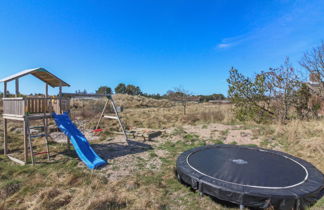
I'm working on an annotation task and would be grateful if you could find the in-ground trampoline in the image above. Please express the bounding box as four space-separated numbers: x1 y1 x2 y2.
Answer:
176 144 324 210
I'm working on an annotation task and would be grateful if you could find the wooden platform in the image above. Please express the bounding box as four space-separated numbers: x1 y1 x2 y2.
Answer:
3 113 53 121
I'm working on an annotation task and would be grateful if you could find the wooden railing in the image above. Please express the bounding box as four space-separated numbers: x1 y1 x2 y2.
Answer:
25 97 48 114
2 97 70 116
3 98 25 116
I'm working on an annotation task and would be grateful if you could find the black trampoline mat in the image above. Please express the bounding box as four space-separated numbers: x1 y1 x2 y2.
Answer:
188 146 308 188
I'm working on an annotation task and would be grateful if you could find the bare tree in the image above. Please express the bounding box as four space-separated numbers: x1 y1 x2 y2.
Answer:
300 41 324 97
167 87 193 115
266 58 303 121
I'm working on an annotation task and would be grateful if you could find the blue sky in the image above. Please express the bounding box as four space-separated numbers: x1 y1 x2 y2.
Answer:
0 0 323 96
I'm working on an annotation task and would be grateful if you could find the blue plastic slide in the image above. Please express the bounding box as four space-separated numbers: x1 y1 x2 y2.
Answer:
52 112 106 169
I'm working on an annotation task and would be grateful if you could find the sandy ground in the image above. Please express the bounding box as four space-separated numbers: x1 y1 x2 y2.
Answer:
49 123 261 181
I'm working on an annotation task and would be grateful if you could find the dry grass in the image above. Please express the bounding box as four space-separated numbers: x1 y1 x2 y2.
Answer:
267 120 324 172
65 96 235 145
70 94 174 111
0 96 323 209
70 95 234 131
123 103 233 129
113 94 175 108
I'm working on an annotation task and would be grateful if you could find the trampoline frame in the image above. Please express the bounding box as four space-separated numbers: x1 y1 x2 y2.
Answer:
176 144 324 209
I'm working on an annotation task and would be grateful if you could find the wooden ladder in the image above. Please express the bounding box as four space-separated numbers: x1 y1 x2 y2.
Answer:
27 118 50 165
95 95 128 142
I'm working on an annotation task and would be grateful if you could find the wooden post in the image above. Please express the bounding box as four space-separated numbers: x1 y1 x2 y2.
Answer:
23 119 28 163
44 83 50 160
59 84 62 114
45 83 48 115
15 78 19 97
4 81 7 97
3 119 7 155
3 82 7 155
45 84 48 98
58 83 69 149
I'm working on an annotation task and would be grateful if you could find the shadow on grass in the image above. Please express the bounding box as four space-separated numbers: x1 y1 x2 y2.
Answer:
45 139 152 167
88 139 152 160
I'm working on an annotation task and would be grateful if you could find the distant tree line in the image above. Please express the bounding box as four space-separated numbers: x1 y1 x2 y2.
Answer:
1 83 224 103
75 89 88 94
198 94 225 102
95 83 225 104
95 83 142 96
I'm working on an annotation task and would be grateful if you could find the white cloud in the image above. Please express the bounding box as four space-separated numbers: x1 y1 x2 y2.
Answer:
215 1 324 51
217 43 232 48
216 33 251 49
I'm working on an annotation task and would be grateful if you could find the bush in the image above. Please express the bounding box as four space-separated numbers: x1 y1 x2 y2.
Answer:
96 86 112 95
115 83 142 95
227 58 312 123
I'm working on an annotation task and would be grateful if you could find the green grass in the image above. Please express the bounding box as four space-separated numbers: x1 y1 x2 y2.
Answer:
148 151 158 158
202 124 208 129
171 126 187 136
219 129 229 136
212 139 224 144
313 197 324 209
242 144 258 147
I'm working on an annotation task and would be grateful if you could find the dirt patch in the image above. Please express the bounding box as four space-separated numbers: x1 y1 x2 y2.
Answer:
225 129 259 145
181 123 239 140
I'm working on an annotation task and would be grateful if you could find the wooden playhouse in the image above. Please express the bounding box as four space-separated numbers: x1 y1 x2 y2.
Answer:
1 68 70 165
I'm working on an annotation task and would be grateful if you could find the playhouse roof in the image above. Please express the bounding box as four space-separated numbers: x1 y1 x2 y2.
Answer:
0 68 70 87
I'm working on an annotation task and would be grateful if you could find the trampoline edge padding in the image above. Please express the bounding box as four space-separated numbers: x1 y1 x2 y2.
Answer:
176 144 324 210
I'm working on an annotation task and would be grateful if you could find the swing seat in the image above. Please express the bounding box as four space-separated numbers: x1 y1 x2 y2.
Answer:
92 129 103 133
